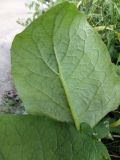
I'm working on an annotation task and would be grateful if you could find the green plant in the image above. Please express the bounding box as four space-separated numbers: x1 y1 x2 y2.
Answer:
13 1 120 129
0 115 111 160
0 2 119 159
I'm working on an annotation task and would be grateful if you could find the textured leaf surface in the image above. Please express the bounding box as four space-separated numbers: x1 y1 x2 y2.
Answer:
0 115 110 160
12 2 120 129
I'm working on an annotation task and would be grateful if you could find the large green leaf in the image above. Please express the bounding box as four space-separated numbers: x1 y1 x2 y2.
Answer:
0 115 110 160
11 2 120 129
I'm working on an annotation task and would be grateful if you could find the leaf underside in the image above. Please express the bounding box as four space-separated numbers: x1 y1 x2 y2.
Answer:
12 2 120 129
0 115 110 160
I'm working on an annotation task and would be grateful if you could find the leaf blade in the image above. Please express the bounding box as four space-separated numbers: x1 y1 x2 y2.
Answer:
12 2 120 128
0 115 110 160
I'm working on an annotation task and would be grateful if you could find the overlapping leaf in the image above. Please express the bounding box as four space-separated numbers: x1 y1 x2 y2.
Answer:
0 115 110 160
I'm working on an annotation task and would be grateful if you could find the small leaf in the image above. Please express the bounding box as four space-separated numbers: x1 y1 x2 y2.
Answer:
110 126 120 134
111 119 120 127
94 118 112 139
117 33 120 42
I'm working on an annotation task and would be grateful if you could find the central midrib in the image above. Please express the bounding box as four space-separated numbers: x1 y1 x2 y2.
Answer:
51 6 79 130
53 43 79 130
